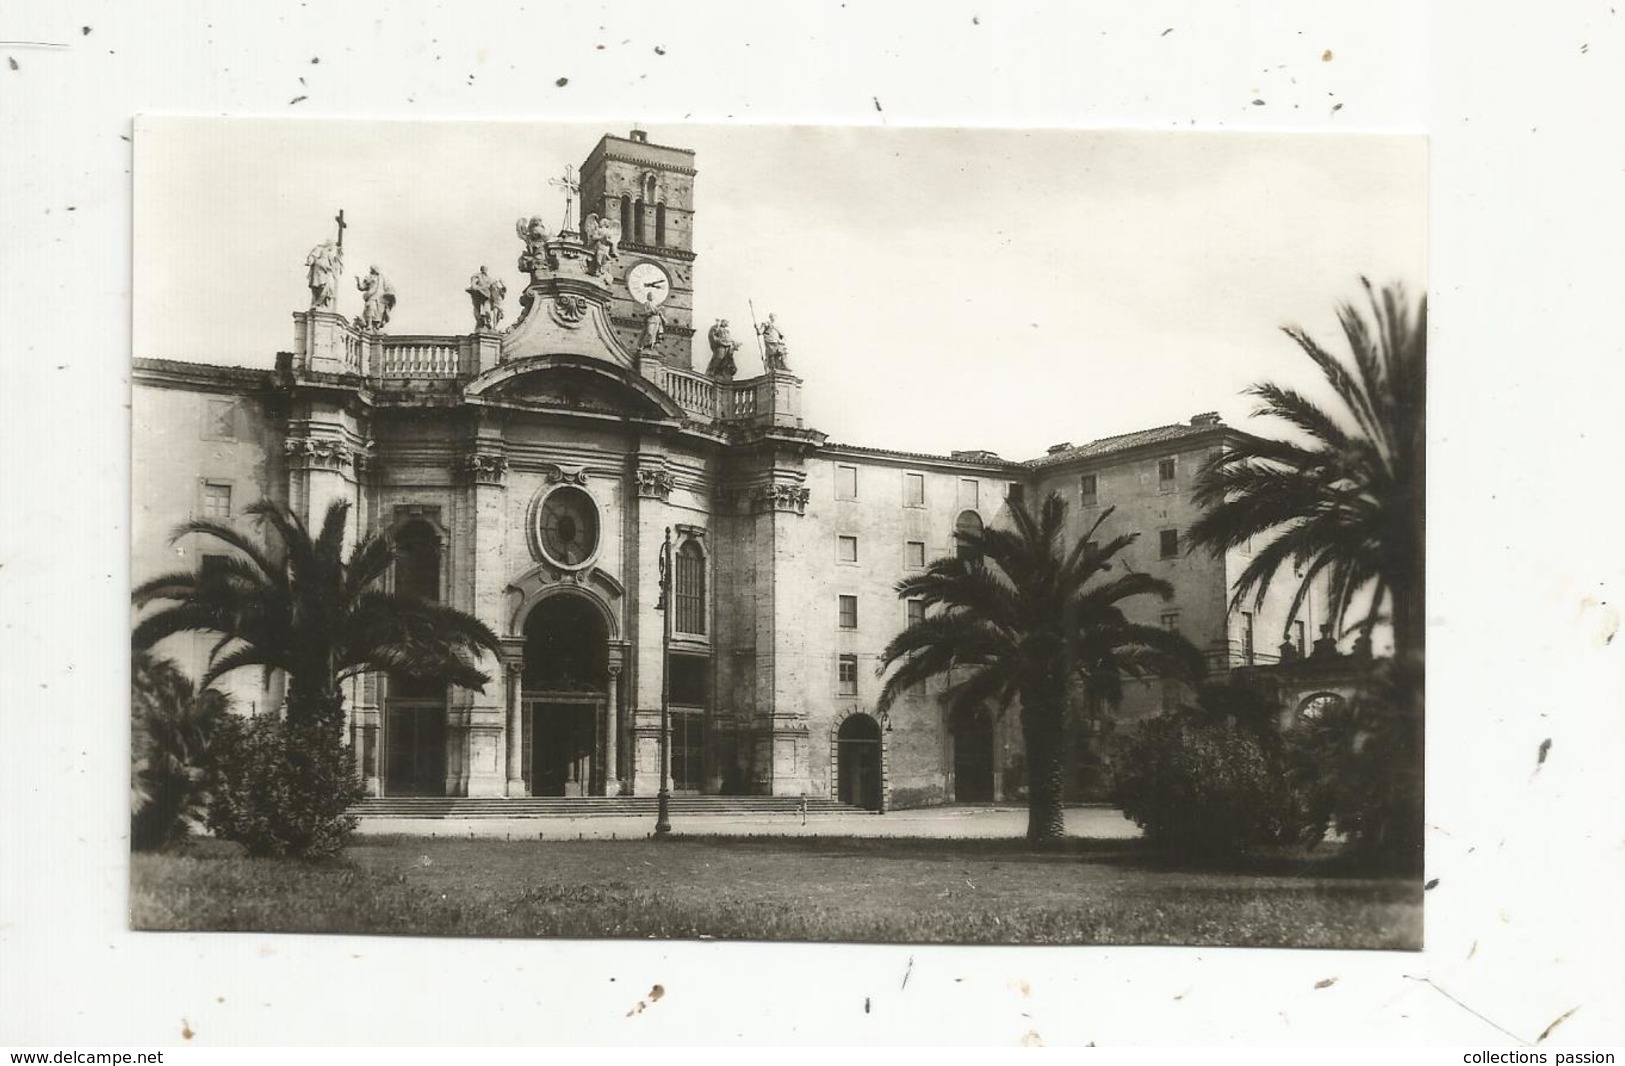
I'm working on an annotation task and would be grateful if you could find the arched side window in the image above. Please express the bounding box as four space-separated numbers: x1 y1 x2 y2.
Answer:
619 195 632 241
954 510 984 562
655 202 667 246
634 199 646 244
674 540 706 636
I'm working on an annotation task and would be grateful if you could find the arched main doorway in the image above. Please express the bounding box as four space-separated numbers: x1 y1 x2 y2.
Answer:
836 714 883 811
523 594 609 796
950 703 996 803
384 517 447 796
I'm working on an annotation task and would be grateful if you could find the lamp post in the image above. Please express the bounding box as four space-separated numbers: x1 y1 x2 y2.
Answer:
654 526 673 837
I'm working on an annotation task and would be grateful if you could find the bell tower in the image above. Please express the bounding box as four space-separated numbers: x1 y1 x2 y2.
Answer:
579 129 698 368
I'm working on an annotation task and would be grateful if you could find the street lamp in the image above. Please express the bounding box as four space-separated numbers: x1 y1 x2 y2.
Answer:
654 526 673 837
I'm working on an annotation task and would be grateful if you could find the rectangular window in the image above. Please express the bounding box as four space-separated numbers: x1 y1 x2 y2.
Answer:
1080 473 1097 506
959 478 980 510
204 398 236 440
1242 611 1256 665
907 598 926 628
905 540 926 569
670 654 710 705
838 654 859 696
1008 482 1025 507
1159 457 1177 487
838 595 858 629
1161 611 1180 632
903 472 925 508
1294 619 1307 656
837 535 858 563
671 709 704 791
199 553 229 581
202 481 232 519
835 464 858 501
674 543 706 636
1159 528 1179 559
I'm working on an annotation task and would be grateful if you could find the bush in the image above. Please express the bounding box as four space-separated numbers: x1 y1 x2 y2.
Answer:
1284 665 1423 873
1113 715 1296 857
131 652 228 852
207 715 365 859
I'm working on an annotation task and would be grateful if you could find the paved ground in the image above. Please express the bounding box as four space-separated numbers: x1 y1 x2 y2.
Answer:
354 804 1142 840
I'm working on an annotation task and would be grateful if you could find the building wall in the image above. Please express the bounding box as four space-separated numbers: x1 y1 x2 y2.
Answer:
131 371 287 716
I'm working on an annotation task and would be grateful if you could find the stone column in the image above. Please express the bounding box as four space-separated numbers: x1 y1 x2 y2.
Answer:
505 662 526 796
604 663 622 796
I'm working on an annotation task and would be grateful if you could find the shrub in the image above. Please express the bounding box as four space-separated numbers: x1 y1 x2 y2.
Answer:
207 715 365 859
1113 714 1293 857
1284 665 1423 873
131 652 228 852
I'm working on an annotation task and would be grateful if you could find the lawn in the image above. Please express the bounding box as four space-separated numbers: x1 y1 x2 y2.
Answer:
130 835 1421 948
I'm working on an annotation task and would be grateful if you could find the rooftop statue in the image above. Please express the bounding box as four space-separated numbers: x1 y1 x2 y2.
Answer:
706 319 740 380
467 266 506 331
354 266 396 333
759 312 790 371
638 291 666 353
305 239 343 311
581 213 619 277
515 215 557 279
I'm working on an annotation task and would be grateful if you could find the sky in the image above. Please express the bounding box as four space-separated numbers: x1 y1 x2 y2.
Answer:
135 118 1425 460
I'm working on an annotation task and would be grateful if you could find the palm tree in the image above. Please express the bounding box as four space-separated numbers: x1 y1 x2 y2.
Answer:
1188 278 1425 674
1188 279 1425 866
132 499 503 736
130 649 229 850
876 493 1204 843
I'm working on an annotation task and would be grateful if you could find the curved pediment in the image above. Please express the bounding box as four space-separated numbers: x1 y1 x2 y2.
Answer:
467 355 684 419
500 281 635 367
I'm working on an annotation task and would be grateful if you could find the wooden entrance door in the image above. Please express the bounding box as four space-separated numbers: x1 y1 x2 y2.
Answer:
528 701 596 796
384 703 446 796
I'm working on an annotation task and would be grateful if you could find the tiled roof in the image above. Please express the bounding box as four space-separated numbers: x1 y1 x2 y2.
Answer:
821 441 1024 470
1022 422 1226 469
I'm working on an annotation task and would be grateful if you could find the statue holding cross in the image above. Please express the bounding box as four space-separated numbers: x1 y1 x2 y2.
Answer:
304 210 347 311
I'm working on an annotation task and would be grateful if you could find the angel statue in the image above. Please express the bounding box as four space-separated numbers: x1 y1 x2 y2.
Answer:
515 216 556 279
467 266 506 330
581 213 619 277
354 266 396 332
305 239 343 310
758 312 790 371
706 319 740 380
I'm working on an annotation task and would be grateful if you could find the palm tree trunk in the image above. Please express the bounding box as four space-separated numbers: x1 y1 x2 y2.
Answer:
1022 706 1067 843
287 681 347 737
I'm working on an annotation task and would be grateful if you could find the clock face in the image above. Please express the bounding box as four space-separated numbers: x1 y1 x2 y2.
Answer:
538 486 600 568
625 261 671 307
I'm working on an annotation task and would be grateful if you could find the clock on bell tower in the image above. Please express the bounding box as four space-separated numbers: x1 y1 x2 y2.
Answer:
578 129 698 368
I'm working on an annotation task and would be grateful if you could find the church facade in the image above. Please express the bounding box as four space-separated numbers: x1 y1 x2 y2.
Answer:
132 129 1317 810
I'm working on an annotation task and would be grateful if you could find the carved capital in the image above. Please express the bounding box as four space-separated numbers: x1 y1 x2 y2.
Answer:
752 481 811 516
636 467 677 501
284 436 363 472
461 451 509 486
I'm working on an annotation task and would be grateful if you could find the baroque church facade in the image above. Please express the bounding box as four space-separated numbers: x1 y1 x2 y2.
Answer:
132 129 1320 810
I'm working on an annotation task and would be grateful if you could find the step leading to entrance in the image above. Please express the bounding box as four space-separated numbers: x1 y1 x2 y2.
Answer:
353 796 871 819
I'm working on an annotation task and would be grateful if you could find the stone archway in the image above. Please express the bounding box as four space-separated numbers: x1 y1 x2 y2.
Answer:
835 713 884 812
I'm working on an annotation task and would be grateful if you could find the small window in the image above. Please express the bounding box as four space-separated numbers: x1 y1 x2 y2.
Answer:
1242 611 1256 665
838 654 859 696
205 398 236 440
671 654 710 704
1080 473 1097 506
1007 482 1025 508
1293 619 1307 656
202 482 232 519
1158 458 1177 488
954 510 984 562
959 478 980 510
837 535 859 563
905 540 926 569
903 472 925 508
198 553 230 581
838 595 858 629
907 599 925 628
655 202 668 246
835 464 858 500
1161 611 1180 631
1159 528 1179 559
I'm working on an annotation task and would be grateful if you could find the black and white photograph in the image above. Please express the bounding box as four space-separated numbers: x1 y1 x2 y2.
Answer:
6 0 1624 1051
128 118 1426 948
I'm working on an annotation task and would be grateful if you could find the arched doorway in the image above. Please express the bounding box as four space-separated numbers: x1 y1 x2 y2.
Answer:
384 517 447 796
955 510 984 562
836 714 882 811
523 594 608 796
950 703 995 803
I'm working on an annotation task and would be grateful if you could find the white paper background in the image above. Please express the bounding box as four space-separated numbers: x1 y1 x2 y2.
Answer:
3 0 1623 1047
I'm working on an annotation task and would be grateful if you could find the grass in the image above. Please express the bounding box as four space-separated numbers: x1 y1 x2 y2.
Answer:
130 835 1421 948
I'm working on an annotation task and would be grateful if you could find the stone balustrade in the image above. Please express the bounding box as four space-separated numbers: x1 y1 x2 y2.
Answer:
374 337 464 379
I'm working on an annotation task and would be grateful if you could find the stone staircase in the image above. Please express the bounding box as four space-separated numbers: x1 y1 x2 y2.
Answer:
353 795 870 819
